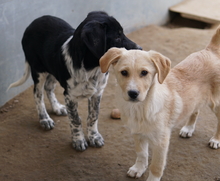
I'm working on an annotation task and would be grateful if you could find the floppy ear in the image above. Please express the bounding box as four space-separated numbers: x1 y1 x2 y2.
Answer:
149 50 171 84
99 48 125 73
81 20 106 58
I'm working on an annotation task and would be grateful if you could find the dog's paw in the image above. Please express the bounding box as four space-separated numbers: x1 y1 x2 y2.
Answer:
147 171 161 181
127 163 147 178
209 137 220 149
72 138 88 151
54 104 67 116
179 125 195 138
88 132 104 147
40 118 55 130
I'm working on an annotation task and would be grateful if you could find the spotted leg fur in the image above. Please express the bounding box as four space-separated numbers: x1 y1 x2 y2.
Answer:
87 94 104 147
65 96 88 151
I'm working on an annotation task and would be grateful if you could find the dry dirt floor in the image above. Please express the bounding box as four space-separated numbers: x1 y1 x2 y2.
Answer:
1 23 220 181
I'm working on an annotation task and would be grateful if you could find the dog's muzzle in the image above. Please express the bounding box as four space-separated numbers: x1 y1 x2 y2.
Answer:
137 45 142 50
128 90 139 101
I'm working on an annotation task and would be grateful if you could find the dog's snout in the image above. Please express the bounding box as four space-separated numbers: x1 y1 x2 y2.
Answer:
128 90 139 100
137 45 142 50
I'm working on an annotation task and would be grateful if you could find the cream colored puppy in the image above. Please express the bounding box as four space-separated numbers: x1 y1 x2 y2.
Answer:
99 26 220 181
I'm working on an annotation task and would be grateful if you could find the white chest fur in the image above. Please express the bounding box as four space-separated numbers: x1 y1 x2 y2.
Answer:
62 36 109 100
116 83 183 143
67 66 108 100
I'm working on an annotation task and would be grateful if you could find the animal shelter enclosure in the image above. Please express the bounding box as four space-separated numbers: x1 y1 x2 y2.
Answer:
1 24 220 181
1 0 220 181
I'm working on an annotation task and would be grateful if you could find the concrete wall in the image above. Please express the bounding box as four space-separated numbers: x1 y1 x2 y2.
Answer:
0 0 182 106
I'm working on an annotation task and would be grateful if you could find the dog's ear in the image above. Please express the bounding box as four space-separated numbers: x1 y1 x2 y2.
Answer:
149 50 171 84
99 48 125 73
81 21 106 59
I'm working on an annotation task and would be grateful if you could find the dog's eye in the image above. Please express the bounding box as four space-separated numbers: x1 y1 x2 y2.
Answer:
121 70 128 76
140 70 148 76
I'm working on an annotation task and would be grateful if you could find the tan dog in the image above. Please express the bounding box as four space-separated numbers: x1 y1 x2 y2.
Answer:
99 26 220 181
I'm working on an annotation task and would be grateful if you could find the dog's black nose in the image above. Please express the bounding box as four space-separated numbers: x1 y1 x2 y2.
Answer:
128 90 139 99
137 45 142 50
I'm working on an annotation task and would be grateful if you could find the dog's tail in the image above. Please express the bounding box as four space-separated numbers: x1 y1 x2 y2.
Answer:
7 61 31 91
207 25 220 52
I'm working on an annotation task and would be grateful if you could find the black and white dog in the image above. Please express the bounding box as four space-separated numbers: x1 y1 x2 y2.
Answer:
8 11 141 151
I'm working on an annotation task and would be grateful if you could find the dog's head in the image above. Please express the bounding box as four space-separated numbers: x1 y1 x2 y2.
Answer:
81 11 141 59
100 48 171 102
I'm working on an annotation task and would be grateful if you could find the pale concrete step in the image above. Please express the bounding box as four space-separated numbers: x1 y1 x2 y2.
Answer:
170 0 220 24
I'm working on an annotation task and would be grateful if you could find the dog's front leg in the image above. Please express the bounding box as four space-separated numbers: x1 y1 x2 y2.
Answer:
127 134 148 178
147 132 171 181
65 96 88 151
87 94 104 147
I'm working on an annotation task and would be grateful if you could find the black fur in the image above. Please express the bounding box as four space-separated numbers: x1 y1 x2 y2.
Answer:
22 11 141 91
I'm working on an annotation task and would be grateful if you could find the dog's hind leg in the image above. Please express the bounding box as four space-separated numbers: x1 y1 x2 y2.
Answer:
44 74 67 116
179 111 199 138
127 134 148 178
87 94 104 147
209 106 220 149
33 73 55 130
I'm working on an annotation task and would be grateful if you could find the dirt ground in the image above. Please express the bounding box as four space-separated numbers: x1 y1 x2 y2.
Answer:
1 24 220 181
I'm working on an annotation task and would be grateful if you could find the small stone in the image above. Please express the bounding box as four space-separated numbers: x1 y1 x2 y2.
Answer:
111 109 121 119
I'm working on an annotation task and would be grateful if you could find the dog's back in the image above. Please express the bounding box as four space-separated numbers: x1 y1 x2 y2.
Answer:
21 16 75 81
166 26 220 113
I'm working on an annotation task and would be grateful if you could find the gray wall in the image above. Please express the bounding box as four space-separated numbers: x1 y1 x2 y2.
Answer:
0 0 182 106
